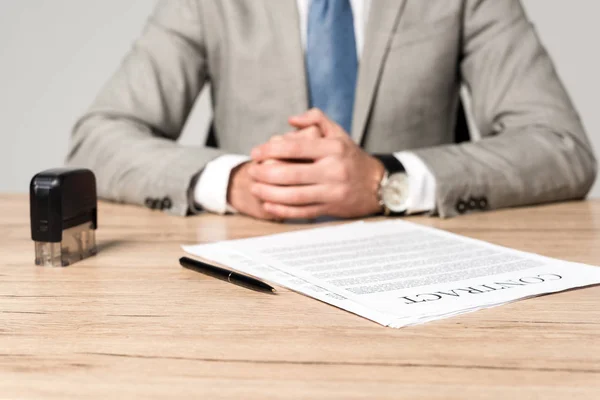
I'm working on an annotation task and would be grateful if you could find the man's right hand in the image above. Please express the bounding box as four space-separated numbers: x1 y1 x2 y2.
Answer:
227 161 280 221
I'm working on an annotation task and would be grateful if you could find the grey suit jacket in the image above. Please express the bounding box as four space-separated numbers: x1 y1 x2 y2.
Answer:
67 0 597 217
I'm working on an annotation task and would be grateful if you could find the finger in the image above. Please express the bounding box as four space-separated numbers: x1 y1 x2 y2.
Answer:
263 202 327 220
260 159 284 166
289 108 346 138
251 183 331 205
288 108 332 131
248 162 321 185
283 126 323 140
251 137 344 161
288 108 335 131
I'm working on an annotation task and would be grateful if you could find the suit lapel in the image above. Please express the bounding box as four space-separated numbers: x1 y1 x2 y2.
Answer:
267 0 309 116
351 0 407 144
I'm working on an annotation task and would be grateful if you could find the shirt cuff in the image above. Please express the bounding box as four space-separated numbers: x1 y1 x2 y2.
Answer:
393 151 437 214
194 154 250 214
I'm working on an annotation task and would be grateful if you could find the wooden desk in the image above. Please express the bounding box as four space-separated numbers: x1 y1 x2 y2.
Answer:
1 193 599 399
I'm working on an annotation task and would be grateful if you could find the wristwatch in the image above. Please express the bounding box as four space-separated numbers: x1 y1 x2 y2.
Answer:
374 154 409 216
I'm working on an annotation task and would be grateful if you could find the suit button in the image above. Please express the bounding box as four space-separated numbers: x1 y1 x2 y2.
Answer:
151 199 161 210
479 197 489 210
145 198 154 209
468 198 478 210
456 200 467 214
161 197 173 210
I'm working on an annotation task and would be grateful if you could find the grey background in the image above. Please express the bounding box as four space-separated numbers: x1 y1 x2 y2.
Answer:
1 0 598 196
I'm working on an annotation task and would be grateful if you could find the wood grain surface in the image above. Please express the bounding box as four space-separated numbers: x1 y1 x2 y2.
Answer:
1 194 599 399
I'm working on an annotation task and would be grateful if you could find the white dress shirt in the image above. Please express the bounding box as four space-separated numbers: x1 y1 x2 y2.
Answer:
195 0 437 215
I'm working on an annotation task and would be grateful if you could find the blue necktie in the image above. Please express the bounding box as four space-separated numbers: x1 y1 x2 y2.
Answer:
306 0 358 134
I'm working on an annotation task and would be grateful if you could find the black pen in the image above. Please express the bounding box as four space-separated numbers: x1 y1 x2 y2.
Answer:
179 256 276 294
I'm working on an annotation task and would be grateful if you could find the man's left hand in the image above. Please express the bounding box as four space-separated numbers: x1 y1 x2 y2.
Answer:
249 109 385 219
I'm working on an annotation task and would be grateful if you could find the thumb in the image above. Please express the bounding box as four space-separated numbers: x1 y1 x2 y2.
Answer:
289 108 337 136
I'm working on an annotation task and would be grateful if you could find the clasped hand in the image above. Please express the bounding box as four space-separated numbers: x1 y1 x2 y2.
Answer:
227 109 385 221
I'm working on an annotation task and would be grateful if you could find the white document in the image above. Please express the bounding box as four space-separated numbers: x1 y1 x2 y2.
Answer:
183 220 600 328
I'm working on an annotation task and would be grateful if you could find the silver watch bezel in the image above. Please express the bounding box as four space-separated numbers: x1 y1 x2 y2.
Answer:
378 171 409 214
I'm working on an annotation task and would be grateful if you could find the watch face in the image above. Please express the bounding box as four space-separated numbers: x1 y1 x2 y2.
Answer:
382 173 409 212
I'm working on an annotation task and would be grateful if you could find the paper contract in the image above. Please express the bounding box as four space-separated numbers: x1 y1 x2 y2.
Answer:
183 220 600 328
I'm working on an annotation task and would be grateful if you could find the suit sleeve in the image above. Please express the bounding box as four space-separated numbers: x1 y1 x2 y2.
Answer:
410 0 597 217
66 0 226 216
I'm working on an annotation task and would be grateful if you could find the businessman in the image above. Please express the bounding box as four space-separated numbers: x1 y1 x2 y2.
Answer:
67 0 597 220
